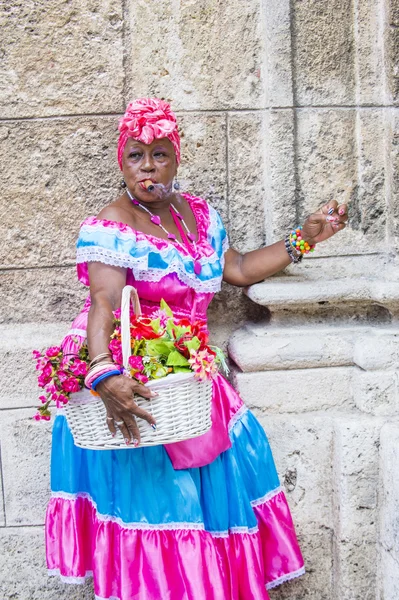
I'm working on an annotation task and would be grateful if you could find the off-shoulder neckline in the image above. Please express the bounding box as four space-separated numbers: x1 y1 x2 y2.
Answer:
81 193 210 252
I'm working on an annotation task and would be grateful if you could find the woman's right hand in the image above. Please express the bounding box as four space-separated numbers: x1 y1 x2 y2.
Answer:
96 374 157 446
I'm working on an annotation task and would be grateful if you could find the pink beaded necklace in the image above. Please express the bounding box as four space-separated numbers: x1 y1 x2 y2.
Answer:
126 188 202 275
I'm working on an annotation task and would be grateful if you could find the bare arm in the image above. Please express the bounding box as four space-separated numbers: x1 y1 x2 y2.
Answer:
223 241 290 287
223 200 348 287
87 262 156 445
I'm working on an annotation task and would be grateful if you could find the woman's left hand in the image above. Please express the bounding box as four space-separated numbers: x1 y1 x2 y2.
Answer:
301 200 349 245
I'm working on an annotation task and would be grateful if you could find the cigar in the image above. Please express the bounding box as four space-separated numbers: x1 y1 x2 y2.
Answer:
140 180 155 192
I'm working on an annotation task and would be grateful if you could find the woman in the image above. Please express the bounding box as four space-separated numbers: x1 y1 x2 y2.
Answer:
46 98 347 600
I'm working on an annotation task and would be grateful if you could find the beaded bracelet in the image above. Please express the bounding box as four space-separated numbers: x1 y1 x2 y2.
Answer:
284 234 302 264
91 369 122 391
289 227 316 256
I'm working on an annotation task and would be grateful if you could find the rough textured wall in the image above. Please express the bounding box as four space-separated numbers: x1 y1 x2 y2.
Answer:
0 0 399 598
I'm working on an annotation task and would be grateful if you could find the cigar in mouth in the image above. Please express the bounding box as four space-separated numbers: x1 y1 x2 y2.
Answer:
140 180 155 192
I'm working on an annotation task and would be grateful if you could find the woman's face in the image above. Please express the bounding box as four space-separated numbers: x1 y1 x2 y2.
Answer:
122 137 178 202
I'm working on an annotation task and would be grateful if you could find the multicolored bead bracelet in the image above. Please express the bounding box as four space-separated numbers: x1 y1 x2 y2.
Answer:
284 226 316 264
290 227 316 255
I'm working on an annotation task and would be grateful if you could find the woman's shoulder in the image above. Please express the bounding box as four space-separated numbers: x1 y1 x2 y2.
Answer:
79 203 138 237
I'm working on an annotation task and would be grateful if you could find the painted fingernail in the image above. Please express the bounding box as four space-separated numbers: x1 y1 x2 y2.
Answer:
151 423 157 431
133 439 139 447
328 208 335 215
339 208 345 215
326 215 336 222
111 433 116 438
150 391 159 397
125 438 131 445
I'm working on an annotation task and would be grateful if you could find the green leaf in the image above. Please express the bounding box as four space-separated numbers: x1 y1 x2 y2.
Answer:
166 350 190 367
184 336 201 353
145 339 175 357
160 299 173 317
172 366 191 374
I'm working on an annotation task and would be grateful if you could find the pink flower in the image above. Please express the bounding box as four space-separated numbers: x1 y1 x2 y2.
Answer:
45 346 61 358
150 308 169 328
109 338 123 365
135 372 149 384
69 359 88 377
128 355 144 371
61 377 81 393
57 370 69 383
33 413 41 421
188 349 218 381
39 395 47 404
32 350 42 359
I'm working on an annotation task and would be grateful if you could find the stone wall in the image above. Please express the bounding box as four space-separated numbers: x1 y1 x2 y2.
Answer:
1 0 398 598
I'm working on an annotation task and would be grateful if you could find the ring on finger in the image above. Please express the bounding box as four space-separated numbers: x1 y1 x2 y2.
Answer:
106 416 114 421
114 420 124 426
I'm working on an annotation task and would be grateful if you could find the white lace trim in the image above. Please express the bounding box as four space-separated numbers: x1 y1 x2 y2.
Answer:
52 490 206 532
228 405 248 434
266 566 306 590
77 247 223 294
48 568 93 584
51 490 260 537
251 486 282 508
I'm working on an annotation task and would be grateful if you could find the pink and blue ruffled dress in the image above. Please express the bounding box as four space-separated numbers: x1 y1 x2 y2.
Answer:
46 194 304 600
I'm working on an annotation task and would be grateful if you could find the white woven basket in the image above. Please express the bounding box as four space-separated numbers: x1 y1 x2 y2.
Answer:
63 286 213 450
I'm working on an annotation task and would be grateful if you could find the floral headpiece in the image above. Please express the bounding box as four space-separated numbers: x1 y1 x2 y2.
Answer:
117 98 181 169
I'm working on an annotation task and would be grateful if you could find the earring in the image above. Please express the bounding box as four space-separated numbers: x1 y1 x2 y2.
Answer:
121 180 127 188
173 180 180 191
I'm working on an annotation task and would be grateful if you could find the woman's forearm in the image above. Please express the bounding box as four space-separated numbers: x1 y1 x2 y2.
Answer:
223 241 291 287
87 295 117 360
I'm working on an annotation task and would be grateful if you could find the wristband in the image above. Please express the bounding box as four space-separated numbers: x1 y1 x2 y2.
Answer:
91 369 122 391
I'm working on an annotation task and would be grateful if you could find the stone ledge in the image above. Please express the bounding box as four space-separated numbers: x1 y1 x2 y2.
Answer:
229 323 399 372
246 276 399 310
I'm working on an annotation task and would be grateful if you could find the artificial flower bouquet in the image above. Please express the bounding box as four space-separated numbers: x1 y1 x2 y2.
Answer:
34 300 226 421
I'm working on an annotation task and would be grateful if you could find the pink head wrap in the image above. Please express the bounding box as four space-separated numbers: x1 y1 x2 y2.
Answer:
117 98 181 170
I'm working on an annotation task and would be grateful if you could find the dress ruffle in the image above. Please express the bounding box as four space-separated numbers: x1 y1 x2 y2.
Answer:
47 408 304 599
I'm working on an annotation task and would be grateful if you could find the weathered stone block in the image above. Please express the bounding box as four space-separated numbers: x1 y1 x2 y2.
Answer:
379 423 399 598
388 4 399 104
0 323 70 410
332 417 383 543
227 112 265 251
0 527 94 599
0 267 86 324
0 408 52 525
332 540 377 600
292 0 355 105
177 113 228 221
260 414 333 534
350 109 387 245
353 0 386 104
126 0 264 110
0 117 121 269
229 323 354 371
270 532 333 599
389 109 399 247
353 370 399 416
262 0 293 107
0 0 124 118
263 109 296 243
296 108 387 255
353 331 399 370
233 367 354 413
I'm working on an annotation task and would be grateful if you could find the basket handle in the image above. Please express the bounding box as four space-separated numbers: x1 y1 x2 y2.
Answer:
121 285 142 370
